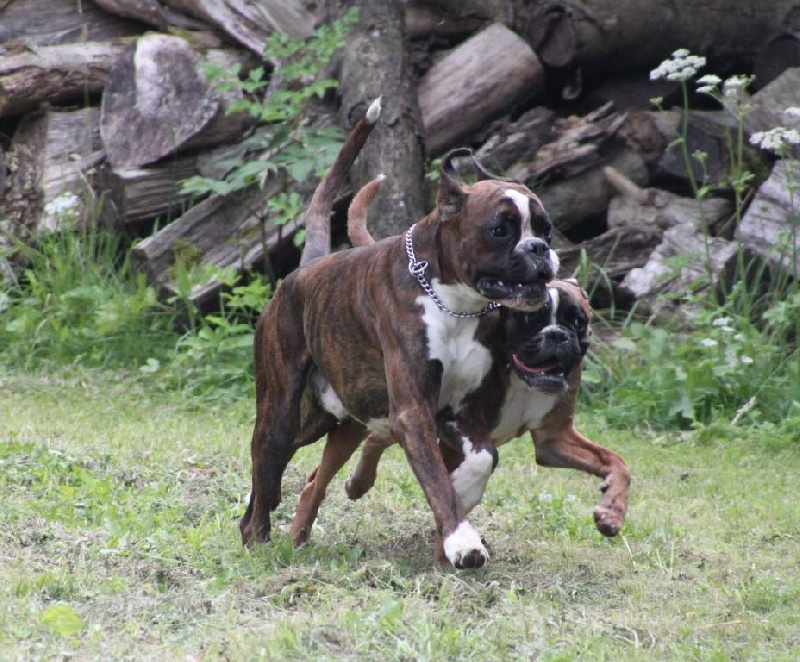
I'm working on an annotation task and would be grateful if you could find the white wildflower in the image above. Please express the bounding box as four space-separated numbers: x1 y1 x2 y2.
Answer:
722 75 752 107
700 338 718 348
538 492 553 504
697 85 716 96
43 192 81 217
740 356 754 364
783 106 800 118
734 333 745 342
712 317 733 327
750 127 800 152
650 50 706 82
696 74 722 86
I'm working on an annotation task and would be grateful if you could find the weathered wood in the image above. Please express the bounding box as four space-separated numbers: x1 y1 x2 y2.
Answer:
3 107 107 239
737 163 800 279
620 109 743 191
754 32 800 89
130 182 299 307
0 42 125 117
418 23 545 156
0 0 145 48
521 0 800 76
100 35 252 169
557 225 664 309
538 148 648 235
163 0 320 51
605 167 734 234
475 107 556 174
507 102 627 183
335 0 426 239
107 156 200 229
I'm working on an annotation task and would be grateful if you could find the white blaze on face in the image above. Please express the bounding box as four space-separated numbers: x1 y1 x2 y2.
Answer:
504 188 532 240
548 287 559 326
450 436 495 513
442 520 489 567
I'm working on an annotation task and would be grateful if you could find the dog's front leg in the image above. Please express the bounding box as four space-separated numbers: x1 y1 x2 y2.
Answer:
390 399 489 569
532 426 631 536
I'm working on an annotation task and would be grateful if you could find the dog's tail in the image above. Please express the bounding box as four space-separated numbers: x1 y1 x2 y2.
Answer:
347 174 386 247
299 97 382 267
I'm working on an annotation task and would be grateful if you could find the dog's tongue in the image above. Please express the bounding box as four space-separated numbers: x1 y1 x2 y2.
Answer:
512 354 559 375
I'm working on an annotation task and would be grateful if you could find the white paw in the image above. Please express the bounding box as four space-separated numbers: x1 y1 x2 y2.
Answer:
450 445 494 513
442 521 489 569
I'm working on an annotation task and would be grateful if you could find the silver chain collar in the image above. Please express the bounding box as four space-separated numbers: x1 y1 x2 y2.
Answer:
405 224 500 319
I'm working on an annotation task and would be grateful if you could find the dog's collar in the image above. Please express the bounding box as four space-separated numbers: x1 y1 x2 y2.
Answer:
405 224 500 319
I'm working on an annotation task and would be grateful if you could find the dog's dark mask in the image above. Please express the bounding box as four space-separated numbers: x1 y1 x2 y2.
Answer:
503 283 591 393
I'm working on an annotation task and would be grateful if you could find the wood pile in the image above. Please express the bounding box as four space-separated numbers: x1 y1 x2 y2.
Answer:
1 0 798 313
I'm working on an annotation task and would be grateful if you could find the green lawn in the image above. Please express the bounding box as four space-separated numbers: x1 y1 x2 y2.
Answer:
1 372 798 660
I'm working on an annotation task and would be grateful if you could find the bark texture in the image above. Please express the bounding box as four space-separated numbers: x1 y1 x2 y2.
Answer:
334 0 426 239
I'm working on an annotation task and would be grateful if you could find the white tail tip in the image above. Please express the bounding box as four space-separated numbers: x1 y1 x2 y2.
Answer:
366 96 382 124
375 173 387 182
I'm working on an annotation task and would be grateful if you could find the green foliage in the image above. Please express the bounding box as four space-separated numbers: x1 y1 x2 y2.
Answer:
162 265 271 398
180 9 358 204
0 226 174 371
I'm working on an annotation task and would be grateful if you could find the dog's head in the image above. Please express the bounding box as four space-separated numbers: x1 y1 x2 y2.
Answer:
434 149 558 312
503 279 592 394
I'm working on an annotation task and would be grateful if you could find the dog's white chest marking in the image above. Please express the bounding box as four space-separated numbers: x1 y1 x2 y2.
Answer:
417 282 492 410
492 377 559 444
449 435 495 513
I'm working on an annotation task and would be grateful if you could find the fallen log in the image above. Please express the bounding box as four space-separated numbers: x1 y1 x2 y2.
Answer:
418 23 545 156
0 42 125 118
737 163 800 279
130 182 299 308
3 107 108 239
106 156 201 230
100 34 253 169
162 0 320 51
521 0 800 76
0 0 144 48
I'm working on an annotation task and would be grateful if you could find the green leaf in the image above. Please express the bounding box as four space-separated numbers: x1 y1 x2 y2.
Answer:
41 603 84 637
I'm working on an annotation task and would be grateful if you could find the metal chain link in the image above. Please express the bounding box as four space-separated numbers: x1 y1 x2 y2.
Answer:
405 224 500 319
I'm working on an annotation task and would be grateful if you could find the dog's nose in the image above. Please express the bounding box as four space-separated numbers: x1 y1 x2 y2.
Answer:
518 237 549 256
545 327 570 344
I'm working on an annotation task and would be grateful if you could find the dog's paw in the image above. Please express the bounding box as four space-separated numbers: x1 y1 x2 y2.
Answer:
442 521 489 569
593 504 625 537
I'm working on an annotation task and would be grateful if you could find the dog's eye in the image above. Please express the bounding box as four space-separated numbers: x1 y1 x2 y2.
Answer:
490 224 509 238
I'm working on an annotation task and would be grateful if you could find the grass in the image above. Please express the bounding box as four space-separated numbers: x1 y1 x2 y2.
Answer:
2 371 798 660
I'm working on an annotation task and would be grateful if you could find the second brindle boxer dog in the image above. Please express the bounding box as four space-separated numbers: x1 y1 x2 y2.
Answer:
290 176 630 564
240 98 559 569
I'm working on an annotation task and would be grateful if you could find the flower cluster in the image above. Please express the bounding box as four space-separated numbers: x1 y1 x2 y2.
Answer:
43 192 81 217
650 49 706 82
750 127 800 153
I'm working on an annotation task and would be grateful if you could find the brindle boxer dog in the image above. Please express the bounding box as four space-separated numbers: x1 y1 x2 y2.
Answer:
290 176 630 564
241 99 559 569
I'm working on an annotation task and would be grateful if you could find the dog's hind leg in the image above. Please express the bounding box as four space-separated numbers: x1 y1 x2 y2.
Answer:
532 427 631 537
344 432 395 500
290 419 367 546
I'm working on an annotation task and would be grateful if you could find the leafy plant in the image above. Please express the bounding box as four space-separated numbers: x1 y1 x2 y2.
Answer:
0 214 175 371
180 9 358 203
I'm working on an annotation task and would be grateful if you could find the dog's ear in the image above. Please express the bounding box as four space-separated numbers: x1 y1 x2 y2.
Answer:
472 156 509 182
437 148 471 217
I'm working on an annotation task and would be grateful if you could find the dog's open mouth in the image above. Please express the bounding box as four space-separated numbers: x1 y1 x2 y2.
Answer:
511 353 569 392
476 277 548 312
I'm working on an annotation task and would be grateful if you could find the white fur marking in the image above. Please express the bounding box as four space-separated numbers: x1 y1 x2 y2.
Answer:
548 287 559 326
450 437 494 513
365 417 390 434
504 189 531 227
366 97 382 123
442 521 488 567
312 372 349 420
492 382 559 445
417 282 493 410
